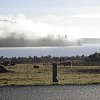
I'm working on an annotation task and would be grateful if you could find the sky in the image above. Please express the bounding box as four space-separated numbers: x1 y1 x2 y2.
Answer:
0 0 100 46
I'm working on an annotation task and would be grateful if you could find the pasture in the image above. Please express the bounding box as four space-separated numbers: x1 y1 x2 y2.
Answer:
0 64 100 86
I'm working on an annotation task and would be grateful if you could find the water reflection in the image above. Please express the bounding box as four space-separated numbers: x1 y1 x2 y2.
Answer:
0 85 100 100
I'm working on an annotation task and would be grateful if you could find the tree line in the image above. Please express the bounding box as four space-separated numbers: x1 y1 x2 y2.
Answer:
0 52 100 66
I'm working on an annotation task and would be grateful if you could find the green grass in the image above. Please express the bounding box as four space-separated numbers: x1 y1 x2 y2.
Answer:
0 64 100 86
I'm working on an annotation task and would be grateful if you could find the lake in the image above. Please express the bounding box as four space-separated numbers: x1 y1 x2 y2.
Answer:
0 85 100 100
0 44 100 57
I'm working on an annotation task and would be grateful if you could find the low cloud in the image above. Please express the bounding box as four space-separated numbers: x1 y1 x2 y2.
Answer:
0 33 80 47
1 13 100 47
0 14 82 47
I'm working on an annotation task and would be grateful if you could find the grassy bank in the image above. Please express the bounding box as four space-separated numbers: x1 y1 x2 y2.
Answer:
0 64 100 86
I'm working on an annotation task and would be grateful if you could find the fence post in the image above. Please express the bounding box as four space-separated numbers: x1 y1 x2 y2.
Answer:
52 63 58 82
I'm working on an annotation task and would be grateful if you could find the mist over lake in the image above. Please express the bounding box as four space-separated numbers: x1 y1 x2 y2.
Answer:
0 44 100 57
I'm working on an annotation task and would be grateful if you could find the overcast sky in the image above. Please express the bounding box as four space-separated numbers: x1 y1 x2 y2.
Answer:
0 0 100 46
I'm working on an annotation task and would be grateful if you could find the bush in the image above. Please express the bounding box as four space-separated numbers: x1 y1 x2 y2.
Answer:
0 65 8 73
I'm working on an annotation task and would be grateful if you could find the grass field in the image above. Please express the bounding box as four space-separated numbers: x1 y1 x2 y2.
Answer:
0 64 100 86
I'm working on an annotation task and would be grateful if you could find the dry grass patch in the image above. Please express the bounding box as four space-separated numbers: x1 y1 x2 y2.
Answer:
0 64 100 86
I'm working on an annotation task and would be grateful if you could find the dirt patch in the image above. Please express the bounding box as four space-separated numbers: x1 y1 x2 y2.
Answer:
63 68 100 74
77 69 100 74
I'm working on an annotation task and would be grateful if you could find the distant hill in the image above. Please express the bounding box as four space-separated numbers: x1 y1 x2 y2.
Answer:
80 38 100 44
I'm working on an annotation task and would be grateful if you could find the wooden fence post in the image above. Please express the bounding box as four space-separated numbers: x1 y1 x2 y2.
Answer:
52 63 58 82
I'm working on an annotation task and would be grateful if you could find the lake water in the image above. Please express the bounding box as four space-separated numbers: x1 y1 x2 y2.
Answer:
0 44 100 57
0 85 100 100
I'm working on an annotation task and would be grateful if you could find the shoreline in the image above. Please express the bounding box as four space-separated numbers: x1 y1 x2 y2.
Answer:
0 82 100 87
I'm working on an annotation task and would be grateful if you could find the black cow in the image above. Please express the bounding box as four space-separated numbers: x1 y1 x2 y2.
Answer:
34 65 39 68
60 61 72 67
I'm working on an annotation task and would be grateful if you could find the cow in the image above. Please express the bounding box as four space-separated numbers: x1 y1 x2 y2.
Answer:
60 61 72 67
33 65 39 68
